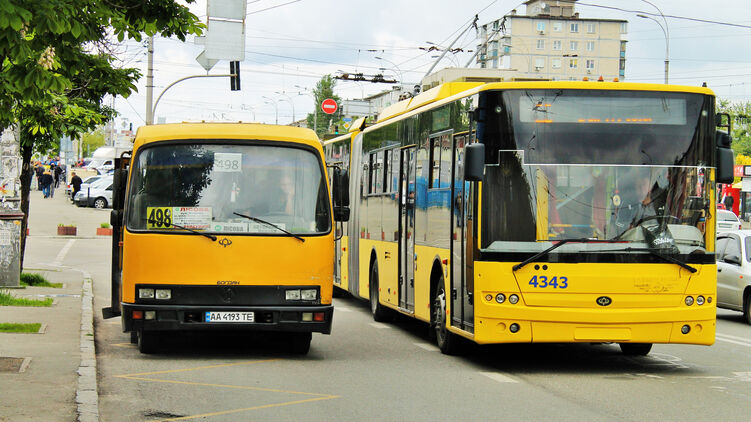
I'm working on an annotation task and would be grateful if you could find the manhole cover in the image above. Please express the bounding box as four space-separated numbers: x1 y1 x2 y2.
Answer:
0 357 28 373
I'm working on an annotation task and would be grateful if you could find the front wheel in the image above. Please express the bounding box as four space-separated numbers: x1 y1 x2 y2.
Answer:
137 330 159 354
432 276 460 355
93 197 107 209
288 332 312 355
619 342 652 356
743 293 751 325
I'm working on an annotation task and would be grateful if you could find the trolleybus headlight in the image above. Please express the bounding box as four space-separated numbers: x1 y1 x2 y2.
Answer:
138 288 155 299
509 323 520 333
696 295 705 305
509 294 519 304
681 325 691 334
144 311 156 320
685 296 694 306
300 289 317 301
285 289 301 300
155 289 171 300
495 293 506 304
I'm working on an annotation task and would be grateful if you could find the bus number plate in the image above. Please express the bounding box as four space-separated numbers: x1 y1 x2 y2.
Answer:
205 312 254 323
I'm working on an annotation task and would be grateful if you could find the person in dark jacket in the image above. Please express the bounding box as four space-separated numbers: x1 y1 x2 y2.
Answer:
35 162 44 191
41 171 54 198
70 172 83 201
53 163 63 188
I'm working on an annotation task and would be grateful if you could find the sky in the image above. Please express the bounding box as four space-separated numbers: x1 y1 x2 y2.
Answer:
110 0 751 132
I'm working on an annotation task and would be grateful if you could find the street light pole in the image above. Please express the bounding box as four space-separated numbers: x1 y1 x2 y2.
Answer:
637 1 669 84
374 56 403 85
262 96 278 125
275 91 296 124
295 85 317 135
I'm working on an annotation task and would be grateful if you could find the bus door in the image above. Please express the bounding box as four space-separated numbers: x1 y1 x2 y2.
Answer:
450 135 474 332
398 146 416 311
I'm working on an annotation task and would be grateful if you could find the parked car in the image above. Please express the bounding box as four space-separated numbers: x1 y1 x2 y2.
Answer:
74 176 113 209
66 175 104 198
716 230 751 324
717 209 742 231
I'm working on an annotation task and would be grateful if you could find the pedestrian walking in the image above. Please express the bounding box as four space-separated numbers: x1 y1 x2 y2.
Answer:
54 163 63 188
70 172 82 201
41 170 53 198
35 162 44 191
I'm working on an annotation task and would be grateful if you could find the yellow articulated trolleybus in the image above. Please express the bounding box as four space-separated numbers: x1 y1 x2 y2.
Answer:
102 123 349 354
324 81 735 355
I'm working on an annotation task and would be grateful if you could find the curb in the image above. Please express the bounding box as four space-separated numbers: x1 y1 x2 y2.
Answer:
76 271 99 422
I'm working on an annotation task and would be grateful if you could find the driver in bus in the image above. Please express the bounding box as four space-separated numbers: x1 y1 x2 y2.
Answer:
613 169 668 232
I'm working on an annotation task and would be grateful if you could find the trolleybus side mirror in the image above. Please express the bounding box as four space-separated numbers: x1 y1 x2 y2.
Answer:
716 131 734 184
465 143 485 182
332 167 350 222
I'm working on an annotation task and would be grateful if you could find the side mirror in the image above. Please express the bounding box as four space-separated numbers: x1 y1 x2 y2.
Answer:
334 206 350 222
465 143 485 182
110 209 123 227
332 167 350 207
112 169 128 210
717 146 735 184
724 254 741 266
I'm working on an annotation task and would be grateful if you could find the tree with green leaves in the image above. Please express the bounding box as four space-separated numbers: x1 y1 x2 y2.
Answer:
306 75 342 138
0 0 203 267
718 99 751 157
80 126 106 157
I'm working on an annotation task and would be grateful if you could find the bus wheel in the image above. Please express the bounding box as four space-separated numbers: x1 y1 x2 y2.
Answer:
369 261 391 322
288 332 312 355
432 276 460 355
130 331 138 344
619 343 652 356
137 330 159 354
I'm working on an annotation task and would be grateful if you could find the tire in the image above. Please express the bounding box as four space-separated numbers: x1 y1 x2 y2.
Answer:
432 275 460 355
619 343 653 356
93 197 107 209
369 260 391 322
130 331 138 344
288 332 312 355
743 292 751 325
137 330 159 354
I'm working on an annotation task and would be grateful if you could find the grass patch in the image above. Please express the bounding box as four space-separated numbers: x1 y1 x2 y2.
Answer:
0 323 42 333
20 273 62 288
0 291 53 307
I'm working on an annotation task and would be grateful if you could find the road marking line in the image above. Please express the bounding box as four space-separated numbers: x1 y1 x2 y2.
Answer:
116 359 280 377
480 372 518 383
161 395 340 421
414 342 438 351
716 333 751 343
369 322 390 329
53 239 76 266
716 335 751 348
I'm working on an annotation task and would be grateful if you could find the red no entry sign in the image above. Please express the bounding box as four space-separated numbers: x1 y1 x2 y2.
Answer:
321 98 338 114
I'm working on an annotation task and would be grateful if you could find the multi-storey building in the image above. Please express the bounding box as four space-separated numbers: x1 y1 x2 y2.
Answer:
476 0 628 81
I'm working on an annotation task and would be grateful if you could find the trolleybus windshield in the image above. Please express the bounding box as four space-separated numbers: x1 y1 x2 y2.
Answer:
479 89 713 255
126 142 331 236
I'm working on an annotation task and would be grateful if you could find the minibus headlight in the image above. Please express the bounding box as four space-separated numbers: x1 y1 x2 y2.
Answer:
300 289 317 301
155 289 171 300
139 288 155 299
286 289 301 300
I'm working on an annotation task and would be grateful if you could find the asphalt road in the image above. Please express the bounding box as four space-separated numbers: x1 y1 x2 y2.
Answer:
34 194 751 421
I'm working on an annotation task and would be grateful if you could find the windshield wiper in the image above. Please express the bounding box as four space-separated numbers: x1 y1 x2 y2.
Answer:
233 212 305 243
619 247 697 273
166 222 217 241
512 238 599 272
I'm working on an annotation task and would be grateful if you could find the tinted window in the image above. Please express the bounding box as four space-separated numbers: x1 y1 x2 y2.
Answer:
716 236 730 258
724 235 742 261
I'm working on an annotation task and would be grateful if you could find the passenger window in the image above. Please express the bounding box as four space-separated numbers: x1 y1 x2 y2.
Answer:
724 236 742 261
715 237 729 259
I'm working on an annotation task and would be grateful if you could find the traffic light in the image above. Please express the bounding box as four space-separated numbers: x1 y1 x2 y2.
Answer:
230 61 241 91
334 125 339 134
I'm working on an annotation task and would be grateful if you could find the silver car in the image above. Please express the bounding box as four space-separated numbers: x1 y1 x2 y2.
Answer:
74 176 113 209
717 209 742 231
716 230 751 324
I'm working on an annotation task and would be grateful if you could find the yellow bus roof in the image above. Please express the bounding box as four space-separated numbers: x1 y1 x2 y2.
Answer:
133 123 322 152
375 81 716 125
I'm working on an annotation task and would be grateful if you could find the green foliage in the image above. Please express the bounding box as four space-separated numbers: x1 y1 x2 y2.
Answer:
81 127 105 156
718 99 751 157
20 272 62 288
100 222 110 228
306 75 343 138
0 290 53 307
0 323 42 333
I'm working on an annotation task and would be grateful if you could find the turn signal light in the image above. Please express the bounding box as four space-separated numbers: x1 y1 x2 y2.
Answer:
132 310 143 320
314 312 325 321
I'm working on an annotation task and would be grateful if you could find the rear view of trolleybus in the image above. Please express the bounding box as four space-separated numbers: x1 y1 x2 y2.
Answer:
102 123 344 354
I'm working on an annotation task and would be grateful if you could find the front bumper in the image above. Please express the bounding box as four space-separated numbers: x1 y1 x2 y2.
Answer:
121 303 334 334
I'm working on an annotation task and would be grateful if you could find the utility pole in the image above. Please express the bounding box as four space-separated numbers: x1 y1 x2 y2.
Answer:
145 36 154 125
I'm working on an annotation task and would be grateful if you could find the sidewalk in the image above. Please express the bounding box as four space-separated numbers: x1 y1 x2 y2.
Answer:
0 188 103 421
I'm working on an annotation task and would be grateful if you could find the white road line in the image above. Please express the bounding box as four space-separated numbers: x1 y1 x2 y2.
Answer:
53 239 76 266
369 322 391 329
480 372 518 384
716 335 751 348
716 333 751 343
414 342 438 351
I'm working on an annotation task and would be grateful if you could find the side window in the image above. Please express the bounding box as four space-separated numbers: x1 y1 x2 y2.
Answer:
716 237 729 259
440 134 451 188
430 137 441 189
725 235 742 261
374 151 383 193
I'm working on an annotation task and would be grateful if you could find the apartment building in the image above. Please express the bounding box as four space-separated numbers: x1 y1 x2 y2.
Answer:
477 0 628 81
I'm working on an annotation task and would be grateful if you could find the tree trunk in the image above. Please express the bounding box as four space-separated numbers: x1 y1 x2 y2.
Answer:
19 138 33 272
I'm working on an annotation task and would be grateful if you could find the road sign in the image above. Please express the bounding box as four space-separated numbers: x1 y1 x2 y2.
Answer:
321 98 338 115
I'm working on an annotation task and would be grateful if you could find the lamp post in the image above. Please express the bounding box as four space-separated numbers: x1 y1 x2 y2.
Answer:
274 91 296 124
262 96 278 125
637 2 669 84
374 56 403 85
295 85 318 135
